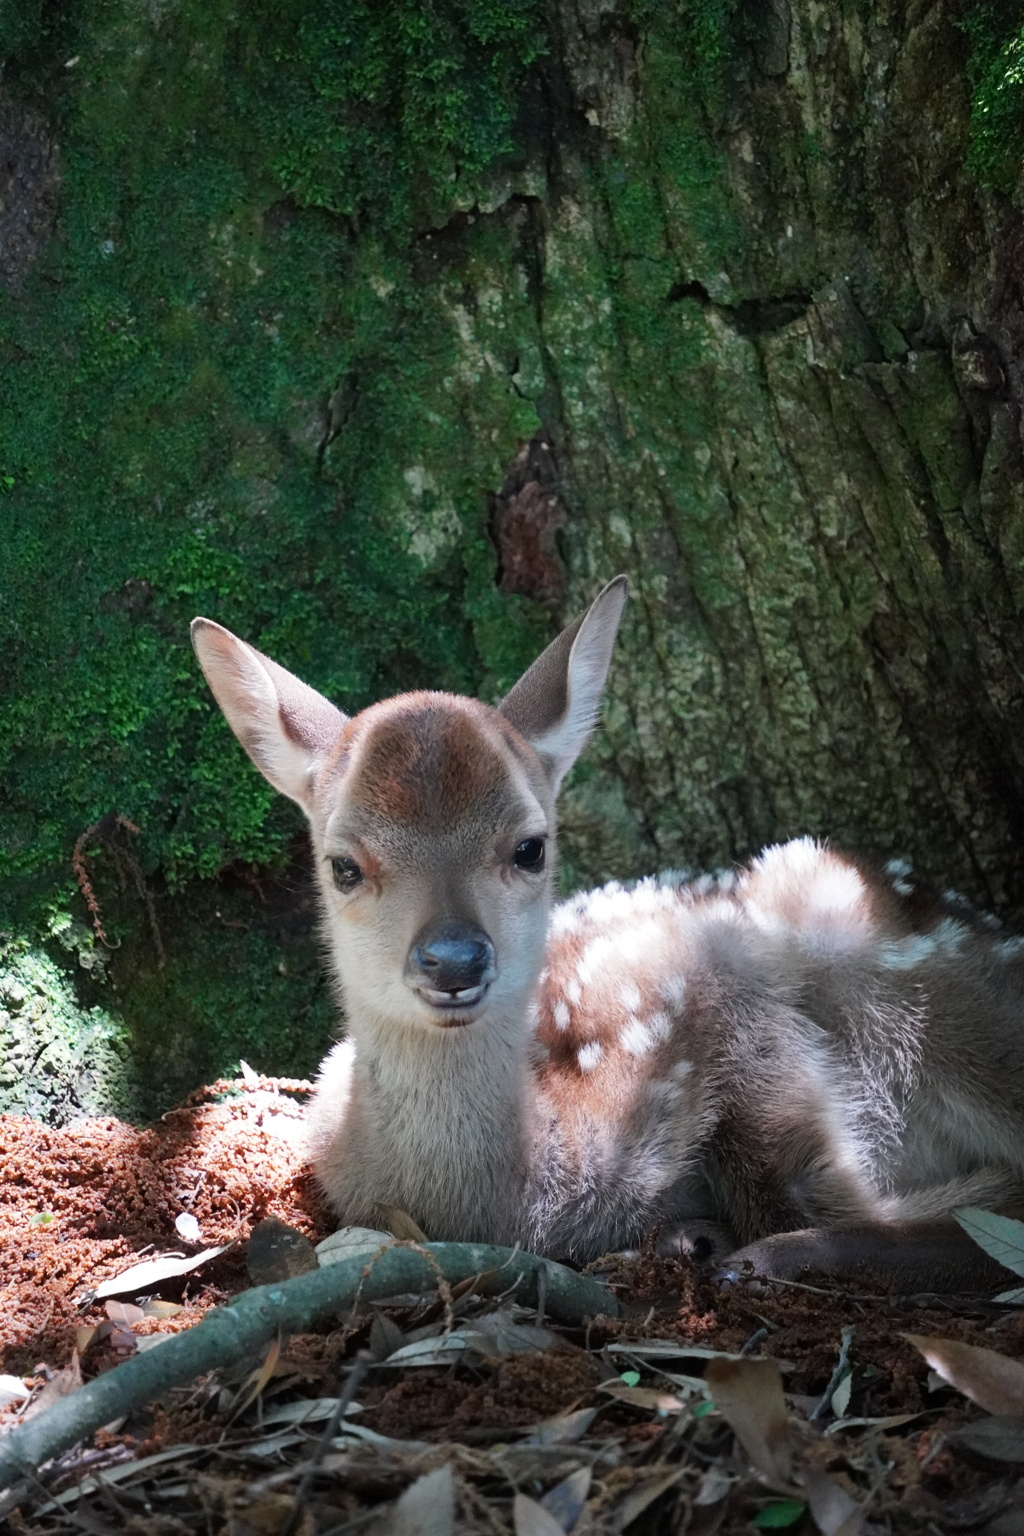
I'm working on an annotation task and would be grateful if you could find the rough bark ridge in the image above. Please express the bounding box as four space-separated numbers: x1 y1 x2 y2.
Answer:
520 0 1024 907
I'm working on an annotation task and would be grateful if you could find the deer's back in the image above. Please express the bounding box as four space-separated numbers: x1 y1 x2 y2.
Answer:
526 838 1024 1255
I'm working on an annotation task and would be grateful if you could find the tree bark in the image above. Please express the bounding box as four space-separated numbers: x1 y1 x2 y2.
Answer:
3 0 1024 1108
523 1 1024 911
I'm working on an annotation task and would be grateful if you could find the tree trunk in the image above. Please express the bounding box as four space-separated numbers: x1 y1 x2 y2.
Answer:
2 1 1024 1112
519 1 1024 909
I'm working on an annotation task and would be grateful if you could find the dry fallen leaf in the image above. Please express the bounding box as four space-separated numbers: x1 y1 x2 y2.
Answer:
23 1351 82 1421
316 1226 396 1265
383 1332 481 1367
370 1309 407 1360
705 1357 795 1490
377 1203 429 1242
0 1374 30 1409
946 1416 1024 1463
611 1469 683 1531
608 1340 759 1361
694 1464 734 1507
246 1216 318 1284
953 1207 1024 1279
75 1325 98 1354
514 1492 566 1536
135 1334 175 1353
391 1464 455 1536
527 1407 599 1445
473 1309 558 1355
541 1466 591 1531
230 1335 283 1420
94 1242 235 1298
260 1395 365 1427
902 1334 1024 1417
105 1299 145 1327
598 1381 685 1412
141 1297 184 1319
802 1467 863 1536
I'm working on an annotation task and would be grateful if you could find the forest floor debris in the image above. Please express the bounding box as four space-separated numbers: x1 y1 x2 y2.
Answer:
2 1079 1024 1534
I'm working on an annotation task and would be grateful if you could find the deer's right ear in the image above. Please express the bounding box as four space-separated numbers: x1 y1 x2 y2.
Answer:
191 618 348 809
498 576 627 791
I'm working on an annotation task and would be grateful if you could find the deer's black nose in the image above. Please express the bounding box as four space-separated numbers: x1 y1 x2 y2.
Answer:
409 921 495 993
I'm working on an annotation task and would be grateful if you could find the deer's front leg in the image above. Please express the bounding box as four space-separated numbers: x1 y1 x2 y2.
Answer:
726 1222 1017 1293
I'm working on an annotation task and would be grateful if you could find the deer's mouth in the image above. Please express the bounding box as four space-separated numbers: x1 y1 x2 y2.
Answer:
415 981 491 1022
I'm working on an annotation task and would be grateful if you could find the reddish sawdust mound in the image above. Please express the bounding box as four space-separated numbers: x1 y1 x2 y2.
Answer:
0 1079 333 1374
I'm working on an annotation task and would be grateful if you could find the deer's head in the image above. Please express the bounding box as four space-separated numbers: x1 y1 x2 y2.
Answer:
191 578 626 1032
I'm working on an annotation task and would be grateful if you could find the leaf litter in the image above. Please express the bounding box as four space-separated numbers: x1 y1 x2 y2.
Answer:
4 1092 1024 1531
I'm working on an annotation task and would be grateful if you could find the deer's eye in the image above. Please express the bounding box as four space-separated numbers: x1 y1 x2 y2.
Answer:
514 838 546 871
331 857 363 892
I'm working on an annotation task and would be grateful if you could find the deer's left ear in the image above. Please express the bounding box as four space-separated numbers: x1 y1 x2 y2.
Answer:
191 618 348 809
498 576 627 791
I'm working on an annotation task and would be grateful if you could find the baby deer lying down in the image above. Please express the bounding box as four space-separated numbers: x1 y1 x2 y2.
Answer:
192 580 1024 1291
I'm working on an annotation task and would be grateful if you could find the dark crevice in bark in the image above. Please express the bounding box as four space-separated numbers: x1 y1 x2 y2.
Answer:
666 277 812 336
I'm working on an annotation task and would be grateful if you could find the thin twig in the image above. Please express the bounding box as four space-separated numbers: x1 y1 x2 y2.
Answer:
278 1352 371 1536
811 1324 855 1420
740 1326 769 1356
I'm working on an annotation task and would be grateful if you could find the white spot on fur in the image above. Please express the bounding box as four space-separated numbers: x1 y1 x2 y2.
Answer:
576 934 617 987
582 883 635 924
618 917 679 970
876 920 966 971
996 937 1024 959
549 897 588 937
553 1000 570 1031
619 981 642 1011
577 1041 603 1072
671 1058 693 1079
659 974 687 1010
621 1017 654 1056
892 877 913 896
552 903 577 940
808 861 866 914
878 934 937 970
886 858 912 878
647 1011 672 1043
564 977 582 1006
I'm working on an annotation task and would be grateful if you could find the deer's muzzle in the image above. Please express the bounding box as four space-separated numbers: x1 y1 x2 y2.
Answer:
407 920 497 1013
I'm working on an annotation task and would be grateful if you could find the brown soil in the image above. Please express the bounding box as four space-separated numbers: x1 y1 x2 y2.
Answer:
0 1077 329 1374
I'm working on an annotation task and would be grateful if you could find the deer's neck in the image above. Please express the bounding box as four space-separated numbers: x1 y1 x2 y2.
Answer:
347 995 535 1244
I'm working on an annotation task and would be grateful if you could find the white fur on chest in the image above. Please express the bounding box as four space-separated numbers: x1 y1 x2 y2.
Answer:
308 1007 531 1243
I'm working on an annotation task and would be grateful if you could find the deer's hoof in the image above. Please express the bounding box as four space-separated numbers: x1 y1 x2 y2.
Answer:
655 1220 736 1265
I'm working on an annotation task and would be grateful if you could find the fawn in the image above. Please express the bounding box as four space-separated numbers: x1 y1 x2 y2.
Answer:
192 580 1024 1289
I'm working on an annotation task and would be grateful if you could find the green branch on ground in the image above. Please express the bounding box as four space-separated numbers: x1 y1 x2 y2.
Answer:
0 1242 616 1493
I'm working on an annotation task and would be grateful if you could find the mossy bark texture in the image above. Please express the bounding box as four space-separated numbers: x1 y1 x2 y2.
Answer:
2 1 1024 1111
